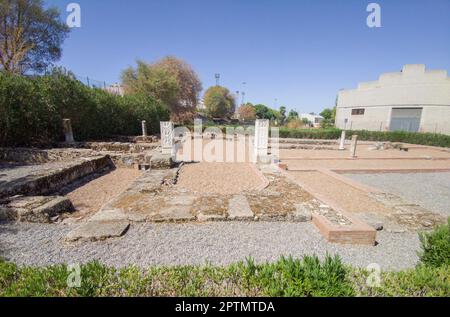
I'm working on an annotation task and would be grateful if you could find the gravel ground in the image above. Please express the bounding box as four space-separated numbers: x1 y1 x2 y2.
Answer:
0 221 420 271
345 172 450 217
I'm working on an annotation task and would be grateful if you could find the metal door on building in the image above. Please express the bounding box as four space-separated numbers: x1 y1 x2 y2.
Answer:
390 108 423 132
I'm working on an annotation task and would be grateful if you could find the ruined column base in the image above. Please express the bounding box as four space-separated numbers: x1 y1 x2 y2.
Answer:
150 153 175 169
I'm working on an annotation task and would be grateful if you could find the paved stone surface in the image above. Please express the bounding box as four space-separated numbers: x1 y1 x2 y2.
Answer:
228 195 254 220
150 206 195 222
345 172 450 217
65 221 130 242
0 156 113 199
0 221 421 270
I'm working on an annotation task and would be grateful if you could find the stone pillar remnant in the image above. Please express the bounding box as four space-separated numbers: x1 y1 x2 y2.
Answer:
350 135 358 158
339 130 346 151
254 119 269 162
142 120 147 137
160 121 174 155
63 119 74 143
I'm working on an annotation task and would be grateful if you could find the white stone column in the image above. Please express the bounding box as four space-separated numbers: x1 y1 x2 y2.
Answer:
141 120 147 137
254 119 269 162
160 121 174 155
350 135 358 158
63 119 74 143
338 130 346 151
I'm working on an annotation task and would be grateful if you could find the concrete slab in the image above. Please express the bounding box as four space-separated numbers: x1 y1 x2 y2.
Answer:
228 195 254 220
166 195 196 206
88 208 128 222
150 205 195 222
65 221 130 242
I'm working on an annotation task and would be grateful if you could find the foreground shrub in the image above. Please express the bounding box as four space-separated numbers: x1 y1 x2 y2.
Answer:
419 218 450 268
0 69 169 147
351 265 450 297
1 255 449 297
237 255 355 297
0 256 353 297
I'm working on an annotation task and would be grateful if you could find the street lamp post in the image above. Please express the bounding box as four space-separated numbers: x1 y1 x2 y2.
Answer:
215 73 221 86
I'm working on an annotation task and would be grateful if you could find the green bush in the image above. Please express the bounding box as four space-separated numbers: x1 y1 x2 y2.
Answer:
419 218 450 268
0 70 169 147
351 265 450 297
277 128 450 148
1 255 449 297
237 255 355 297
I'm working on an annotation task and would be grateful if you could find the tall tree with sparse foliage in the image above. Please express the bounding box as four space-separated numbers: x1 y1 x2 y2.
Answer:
122 56 202 122
238 103 256 121
0 0 70 74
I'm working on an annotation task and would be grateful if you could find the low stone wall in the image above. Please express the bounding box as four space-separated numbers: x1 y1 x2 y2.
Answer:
0 155 114 199
55 142 159 153
0 148 97 164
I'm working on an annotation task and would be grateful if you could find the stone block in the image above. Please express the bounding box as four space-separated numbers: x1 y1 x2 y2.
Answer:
150 205 195 222
65 221 130 242
293 203 313 222
0 196 74 223
150 153 174 169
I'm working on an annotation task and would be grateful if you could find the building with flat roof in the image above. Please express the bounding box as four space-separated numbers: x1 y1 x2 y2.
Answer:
335 64 450 135
300 113 324 128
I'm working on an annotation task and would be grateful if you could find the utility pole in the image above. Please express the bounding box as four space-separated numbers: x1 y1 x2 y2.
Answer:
241 82 247 105
215 74 221 86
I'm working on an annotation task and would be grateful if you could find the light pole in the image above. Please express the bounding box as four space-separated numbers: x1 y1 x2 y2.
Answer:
215 73 221 86
241 82 247 105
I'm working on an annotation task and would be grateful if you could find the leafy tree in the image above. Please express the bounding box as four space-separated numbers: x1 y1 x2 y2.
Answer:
203 85 236 118
0 0 70 74
302 118 311 126
238 104 256 121
254 104 278 120
287 110 299 121
320 107 336 128
320 108 333 120
122 56 202 122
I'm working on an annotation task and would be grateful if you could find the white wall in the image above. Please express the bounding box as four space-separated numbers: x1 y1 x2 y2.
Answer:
336 65 450 134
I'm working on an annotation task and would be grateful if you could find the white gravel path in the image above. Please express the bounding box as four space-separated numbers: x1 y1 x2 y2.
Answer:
0 221 421 271
345 172 450 217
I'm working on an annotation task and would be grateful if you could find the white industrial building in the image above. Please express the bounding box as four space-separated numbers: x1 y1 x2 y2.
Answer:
335 64 450 135
300 113 324 128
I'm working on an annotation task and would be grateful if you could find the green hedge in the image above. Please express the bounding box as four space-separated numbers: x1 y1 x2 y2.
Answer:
1 255 449 297
0 70 169 147
278 128 450 148
419 218 450 268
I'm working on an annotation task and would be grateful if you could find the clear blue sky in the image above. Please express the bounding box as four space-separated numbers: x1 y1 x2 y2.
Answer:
46 0 450 114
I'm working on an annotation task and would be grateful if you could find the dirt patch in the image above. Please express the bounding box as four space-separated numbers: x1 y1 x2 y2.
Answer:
191 195 230 216
175 163 267 195
66 168 142 219
246 175 314 218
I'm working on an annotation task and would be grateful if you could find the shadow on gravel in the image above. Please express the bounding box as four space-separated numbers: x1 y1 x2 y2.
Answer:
0 222 18 261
